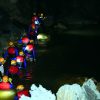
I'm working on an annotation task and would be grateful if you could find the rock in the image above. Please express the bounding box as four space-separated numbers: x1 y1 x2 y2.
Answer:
82 79 100 100
56 84 86 100
20 79 100 100
20 84 56 100
56 79 100 100
19 95 30 100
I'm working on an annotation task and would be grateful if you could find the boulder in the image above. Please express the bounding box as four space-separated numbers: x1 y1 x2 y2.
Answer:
20 84 56 100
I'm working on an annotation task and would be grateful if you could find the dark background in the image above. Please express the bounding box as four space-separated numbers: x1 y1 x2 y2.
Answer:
0 0 100 27
0 0 100 82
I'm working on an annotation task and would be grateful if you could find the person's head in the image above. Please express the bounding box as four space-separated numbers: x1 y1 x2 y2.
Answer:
11 60 16 65
16 85 24 91
30 39 34 44
9 41 14 46
19 51 24 56
0 57 6 64
2 75 9 82
33 12 36 16
40 13 44 18
31 23 35 29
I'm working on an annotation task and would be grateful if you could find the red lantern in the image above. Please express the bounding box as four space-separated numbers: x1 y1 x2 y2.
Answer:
22 37 30 44
8 66 19 74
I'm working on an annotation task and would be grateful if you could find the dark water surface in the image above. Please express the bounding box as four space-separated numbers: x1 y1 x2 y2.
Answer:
35 32 100 91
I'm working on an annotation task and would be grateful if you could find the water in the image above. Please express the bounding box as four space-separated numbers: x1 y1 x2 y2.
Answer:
36 30 100 81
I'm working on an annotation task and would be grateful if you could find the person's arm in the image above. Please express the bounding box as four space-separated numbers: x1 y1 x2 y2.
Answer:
15 48 18 56
32 49 36 62
0 65 4 76
10 83 14 89
23 58 27 69
3 50 8 58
